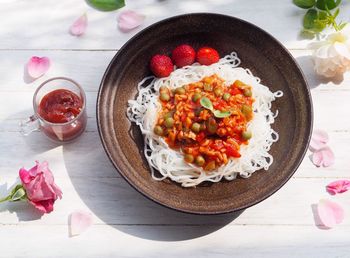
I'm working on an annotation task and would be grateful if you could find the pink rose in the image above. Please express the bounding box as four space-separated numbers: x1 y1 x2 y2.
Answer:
19 161 62 213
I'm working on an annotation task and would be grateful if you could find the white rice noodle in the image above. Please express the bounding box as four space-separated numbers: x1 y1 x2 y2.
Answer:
127 52 283 187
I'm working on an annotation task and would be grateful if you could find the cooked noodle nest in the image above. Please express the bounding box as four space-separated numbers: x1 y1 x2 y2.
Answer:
127 52 283 187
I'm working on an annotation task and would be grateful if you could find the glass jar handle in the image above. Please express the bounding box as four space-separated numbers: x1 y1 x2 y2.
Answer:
20 115 40 136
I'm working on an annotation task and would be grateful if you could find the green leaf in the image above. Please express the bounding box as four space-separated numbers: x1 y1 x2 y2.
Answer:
315 0 341 10
11 188 26 202
318 10 328 20
200 97 213 111
333 8 340 18
303 9 319 29
293 0 316 9
213 110 231 118
86 0 125 11
338 22 347 30
9 184 26 202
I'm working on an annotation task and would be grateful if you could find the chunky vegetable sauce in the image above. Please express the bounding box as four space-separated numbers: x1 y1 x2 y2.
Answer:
154 74 254 170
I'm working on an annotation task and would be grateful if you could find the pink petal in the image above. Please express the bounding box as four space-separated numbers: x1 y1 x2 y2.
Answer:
19 167 31 184
312 146 335 167
117 10 145 32
326 180 350 195
26 56 50 79
309 129 329 152
69 13 88 36
29 199 55 213
317 199 344 228
69 210 93 237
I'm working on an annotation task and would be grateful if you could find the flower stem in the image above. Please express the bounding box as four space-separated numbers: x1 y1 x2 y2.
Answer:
0 195 11 203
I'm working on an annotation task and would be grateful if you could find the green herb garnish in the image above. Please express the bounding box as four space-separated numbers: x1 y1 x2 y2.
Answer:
86 0 125 11
200 97 231 118
293 0 346 36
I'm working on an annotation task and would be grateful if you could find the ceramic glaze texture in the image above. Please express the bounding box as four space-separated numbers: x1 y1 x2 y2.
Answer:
97 13 313 214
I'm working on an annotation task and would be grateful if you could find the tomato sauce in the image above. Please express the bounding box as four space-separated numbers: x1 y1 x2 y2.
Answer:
38 89 83 123
37 89 86 142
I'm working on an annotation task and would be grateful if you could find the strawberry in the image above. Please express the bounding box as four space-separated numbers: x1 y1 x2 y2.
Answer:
196 47 220 65
171 44 196 67
149 55 174 78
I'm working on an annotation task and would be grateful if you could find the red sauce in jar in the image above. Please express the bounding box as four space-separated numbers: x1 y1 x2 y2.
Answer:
38 89 83 123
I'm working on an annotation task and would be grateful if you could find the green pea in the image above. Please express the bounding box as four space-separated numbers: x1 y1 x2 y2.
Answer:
175 87 186 95
214 87 223 97
160 92 170 102
154 126 164 136
243 88 252 97
195 155 205 166
242 131 252 140
184 154 194 163
206 118 217 134
223 93 231 101
191 123 201 133
159 86 168 92
192 93 201 102
241 105 252 116
164 111 174 120
165 117 174 128
203 83 213 92
194 107 202 116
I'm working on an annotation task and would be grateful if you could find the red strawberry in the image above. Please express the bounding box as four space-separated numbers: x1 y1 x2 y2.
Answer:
171 44 196 67
196 47 220 65
150 55 174 78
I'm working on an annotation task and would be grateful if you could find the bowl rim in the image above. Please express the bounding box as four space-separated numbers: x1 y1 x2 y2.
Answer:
96 12 313 215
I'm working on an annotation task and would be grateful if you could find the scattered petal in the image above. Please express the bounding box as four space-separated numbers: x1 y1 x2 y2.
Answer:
312 146 335 167
117 10 145 32
70 13 88 36
69 210 93 237
26 56 50 79
309 129 329 152
326 180 350 195
317 199 344 228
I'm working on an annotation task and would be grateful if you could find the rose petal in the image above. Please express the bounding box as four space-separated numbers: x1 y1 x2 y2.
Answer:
69 13 88 36
19 168 31 184
69 210 93 236
312 146 335 167
317 199 344 228
309 129 329 152
26 56 50 79
326 180 350 195
29 199 55 213
117 10 145 32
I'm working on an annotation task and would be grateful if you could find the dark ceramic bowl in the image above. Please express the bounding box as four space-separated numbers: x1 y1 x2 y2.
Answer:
97 13 312 214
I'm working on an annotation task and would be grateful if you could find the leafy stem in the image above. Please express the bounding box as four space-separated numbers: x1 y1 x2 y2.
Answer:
294 0 347 36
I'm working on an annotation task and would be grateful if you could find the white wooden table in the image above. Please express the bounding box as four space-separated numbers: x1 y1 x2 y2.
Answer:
1 1 350 257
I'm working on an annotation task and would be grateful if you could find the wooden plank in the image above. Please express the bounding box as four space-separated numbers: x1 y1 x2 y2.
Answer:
1 177 349 226
0 224 349 258
1 0 350 50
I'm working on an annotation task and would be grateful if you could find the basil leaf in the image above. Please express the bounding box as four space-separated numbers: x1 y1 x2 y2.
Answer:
200 97 213 111
303 9 319 30
315 0 341 10
213 110 231 118
293 0 316 9
86 0 125 11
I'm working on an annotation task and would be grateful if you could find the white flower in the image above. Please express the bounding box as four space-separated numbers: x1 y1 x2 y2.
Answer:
310 26 350 78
